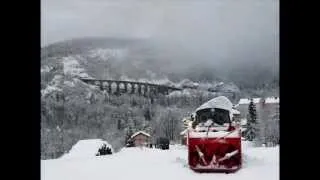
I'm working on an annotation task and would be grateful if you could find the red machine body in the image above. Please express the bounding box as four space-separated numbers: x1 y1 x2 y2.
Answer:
187 96 242 173
187 127 242 172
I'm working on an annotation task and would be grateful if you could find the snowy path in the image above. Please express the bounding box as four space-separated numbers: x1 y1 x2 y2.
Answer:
41 142 279 180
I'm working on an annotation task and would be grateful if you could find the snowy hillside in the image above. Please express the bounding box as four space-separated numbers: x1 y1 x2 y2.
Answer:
41 141 279 180
41 37 278 96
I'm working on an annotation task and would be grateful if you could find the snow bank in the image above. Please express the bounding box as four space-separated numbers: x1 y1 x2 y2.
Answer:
62 139 113 159
42 142 278 180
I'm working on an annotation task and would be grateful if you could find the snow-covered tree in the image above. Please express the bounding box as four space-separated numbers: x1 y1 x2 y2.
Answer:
245 99 259 141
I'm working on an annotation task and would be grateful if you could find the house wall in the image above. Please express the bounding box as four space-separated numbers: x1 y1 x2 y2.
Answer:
133 134 150 147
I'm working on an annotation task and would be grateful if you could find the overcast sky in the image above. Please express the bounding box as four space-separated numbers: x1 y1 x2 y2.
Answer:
42 0 279 68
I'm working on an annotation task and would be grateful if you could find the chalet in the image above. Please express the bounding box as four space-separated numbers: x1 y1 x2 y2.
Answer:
129 131 151 147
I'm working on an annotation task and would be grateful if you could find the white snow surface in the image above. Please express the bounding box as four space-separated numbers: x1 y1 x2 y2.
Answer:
62 139 113 159
41 142 278 180
196 96 233 112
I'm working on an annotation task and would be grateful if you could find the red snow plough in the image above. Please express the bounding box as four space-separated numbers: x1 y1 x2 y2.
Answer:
187 96 242 173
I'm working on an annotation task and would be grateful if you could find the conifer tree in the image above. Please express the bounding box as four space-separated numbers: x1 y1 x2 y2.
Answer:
245 98 258 141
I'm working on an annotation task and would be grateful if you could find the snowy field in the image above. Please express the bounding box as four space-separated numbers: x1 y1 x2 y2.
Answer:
41 141 279 180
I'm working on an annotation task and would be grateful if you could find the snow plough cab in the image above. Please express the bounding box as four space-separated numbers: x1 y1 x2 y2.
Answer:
187 96 242 173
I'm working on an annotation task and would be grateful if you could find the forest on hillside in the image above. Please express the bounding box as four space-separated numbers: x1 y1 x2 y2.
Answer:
41 80 225 159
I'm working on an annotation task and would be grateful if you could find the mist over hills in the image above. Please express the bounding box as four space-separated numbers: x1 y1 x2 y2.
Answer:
41 37 278 97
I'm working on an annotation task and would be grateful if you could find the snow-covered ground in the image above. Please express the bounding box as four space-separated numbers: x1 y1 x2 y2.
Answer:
41 141 278 180
62 139 113 159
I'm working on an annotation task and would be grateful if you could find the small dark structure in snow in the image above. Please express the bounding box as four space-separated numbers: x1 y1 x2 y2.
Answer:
155 137 170 150
126 139 135 147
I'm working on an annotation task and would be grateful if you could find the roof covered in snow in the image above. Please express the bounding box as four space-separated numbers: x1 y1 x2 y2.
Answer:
130 131 151 139
196 96 233 112
264 97 280 104
238 97 279 105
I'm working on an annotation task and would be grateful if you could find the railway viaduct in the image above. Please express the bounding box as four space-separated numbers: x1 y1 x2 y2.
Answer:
80 78 182 96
